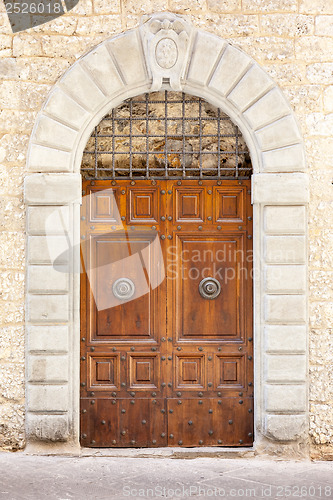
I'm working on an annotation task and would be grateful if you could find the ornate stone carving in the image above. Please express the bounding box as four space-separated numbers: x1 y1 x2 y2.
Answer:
140 12 193 91
155 38 178 69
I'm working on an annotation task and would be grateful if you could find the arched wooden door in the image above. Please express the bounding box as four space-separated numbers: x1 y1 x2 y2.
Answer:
80 92 253 448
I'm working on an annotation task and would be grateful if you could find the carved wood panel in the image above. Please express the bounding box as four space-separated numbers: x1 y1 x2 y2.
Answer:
80 179 253 448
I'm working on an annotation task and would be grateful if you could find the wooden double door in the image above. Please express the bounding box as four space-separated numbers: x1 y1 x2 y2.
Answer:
80 179 253 447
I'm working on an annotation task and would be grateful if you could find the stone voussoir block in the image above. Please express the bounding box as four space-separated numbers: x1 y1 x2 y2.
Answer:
244 88 291 130
264 354 307 383
24 173 81 205
33 115 78 151
264 325 307 353
208 44 251 96
228 64 274 111
26 414 69 442
265 294 307 323
264 265 306 293
28 144 72 173
264 384 307 412
28 265 69 293
262 144 306 172
60 63 107 111
265 236 306 263
264 414 307 441
28 294 69 322
187 30 226 86
255 115 302 151
27 206 70 235
28 235 69 265
82 43 125 96
28 355 69 383
28 325 69 353
264 205 306 234
28 384 69 412
253 173 309 204
108 30 147 87
44 88 89 130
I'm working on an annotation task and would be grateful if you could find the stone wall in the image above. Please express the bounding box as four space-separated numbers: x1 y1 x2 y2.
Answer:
0 0 332 457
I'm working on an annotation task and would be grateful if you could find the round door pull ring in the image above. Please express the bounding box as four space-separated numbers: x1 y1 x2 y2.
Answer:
112 278 135 300
199 277 221 300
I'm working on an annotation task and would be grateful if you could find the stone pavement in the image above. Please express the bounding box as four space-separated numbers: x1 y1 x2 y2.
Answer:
0 452 332 500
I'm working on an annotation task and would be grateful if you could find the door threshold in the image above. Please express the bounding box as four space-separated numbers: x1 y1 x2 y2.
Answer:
80 446 256 459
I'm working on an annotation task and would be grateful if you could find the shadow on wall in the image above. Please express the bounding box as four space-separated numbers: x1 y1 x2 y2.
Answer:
3 0 79 33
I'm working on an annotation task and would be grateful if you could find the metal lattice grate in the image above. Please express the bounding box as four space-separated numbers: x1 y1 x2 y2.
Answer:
81 91 252 180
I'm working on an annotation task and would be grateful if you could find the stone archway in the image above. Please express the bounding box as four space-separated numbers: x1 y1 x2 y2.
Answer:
24 12 309 453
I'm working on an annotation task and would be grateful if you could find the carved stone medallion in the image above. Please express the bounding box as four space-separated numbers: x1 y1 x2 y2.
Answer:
155 38 178 69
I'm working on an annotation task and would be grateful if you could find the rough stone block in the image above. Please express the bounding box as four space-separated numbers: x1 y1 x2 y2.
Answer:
28 325 69 353
265 384 307 412
24 173 81 205
26 414 69 442
306 62 333 85
253 174 309 204
262 144 306 172
60 63 106 111
28 144 72 173
255 115 301 151
208 44 250 96
264 325 307 353
28 384 69 412
264 414 307 441
265 265 306 293
228 64 273 111
323 86 333 113
306 112 333 137
244 88 291 130
243 0 297 12
33 115 77 151
44 88 89 129
28 294 69 322
315 16 333 36
261 14 314 36
108 31 147 87
265 236 306 263
27 206 70 235
83 44 124 96
295 36 333 63
187 31 226 86
265 354 306 382
300 0 333 13
28 236 69 264
75 14 120 35
264 206 306 234
265 295 307 323
28 355 69 383
28 266 69 293
207 0 241 12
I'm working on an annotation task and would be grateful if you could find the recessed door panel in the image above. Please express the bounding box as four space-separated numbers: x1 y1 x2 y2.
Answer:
87 233 158 340
175 235 245 339
175 188 205 222
88 187 120 223
214 186 246 223
128 187 159 223
88 353 120 390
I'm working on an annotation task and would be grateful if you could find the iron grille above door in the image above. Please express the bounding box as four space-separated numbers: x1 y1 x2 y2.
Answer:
81 91 252 180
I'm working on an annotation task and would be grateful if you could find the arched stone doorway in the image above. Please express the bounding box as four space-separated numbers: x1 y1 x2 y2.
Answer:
24 12 308 454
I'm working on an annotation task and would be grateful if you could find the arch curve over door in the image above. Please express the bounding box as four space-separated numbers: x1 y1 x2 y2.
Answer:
24 12 308 450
